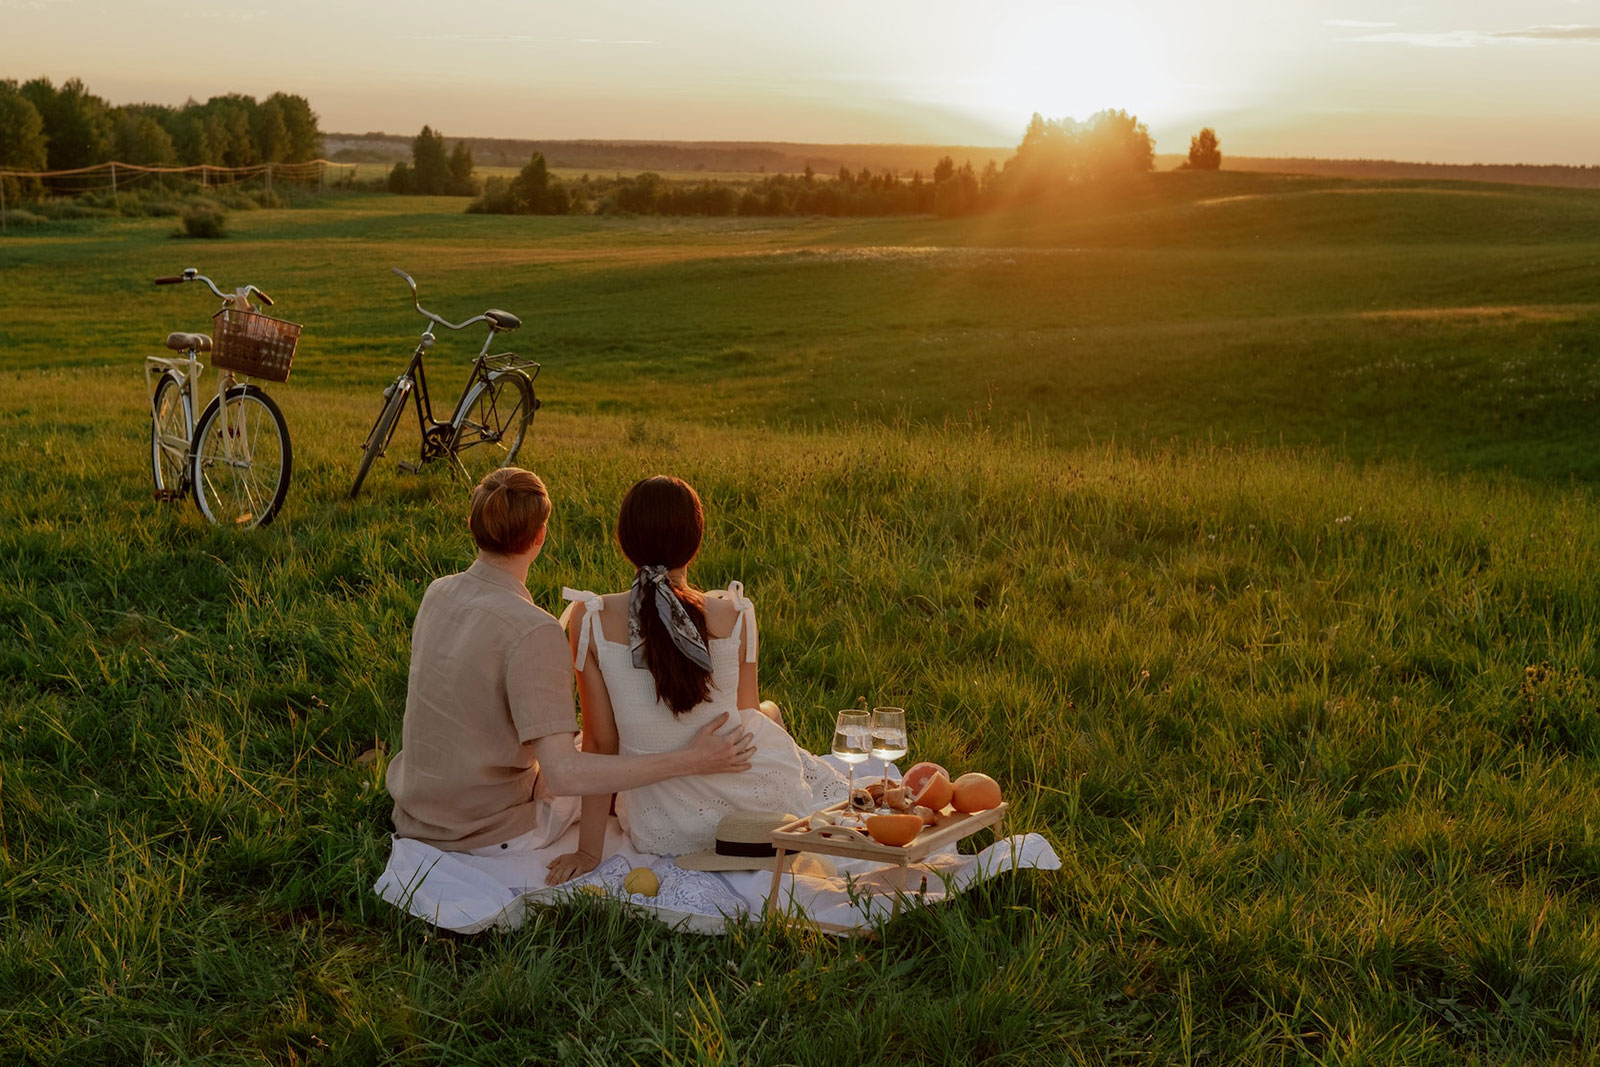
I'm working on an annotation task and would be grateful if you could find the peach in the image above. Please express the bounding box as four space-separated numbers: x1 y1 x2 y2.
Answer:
903 762 953 810
950 772 1002 813
865 812 923 847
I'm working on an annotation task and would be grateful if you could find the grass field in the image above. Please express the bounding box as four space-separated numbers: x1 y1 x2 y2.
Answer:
4 172 1600 1063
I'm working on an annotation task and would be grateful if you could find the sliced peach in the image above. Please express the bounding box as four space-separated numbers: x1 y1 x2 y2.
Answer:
865 812 923 847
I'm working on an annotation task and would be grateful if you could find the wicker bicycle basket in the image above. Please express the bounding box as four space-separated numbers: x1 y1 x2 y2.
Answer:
210 308 301 382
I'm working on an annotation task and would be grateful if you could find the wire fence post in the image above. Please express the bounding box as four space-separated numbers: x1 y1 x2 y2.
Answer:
110 161 117 196
318 160 325 193
265 163 273 196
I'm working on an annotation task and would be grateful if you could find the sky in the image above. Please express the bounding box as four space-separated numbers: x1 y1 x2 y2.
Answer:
3 0 1598 164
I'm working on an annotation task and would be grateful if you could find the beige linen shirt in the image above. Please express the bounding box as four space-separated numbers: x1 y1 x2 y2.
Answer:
386 560 577 851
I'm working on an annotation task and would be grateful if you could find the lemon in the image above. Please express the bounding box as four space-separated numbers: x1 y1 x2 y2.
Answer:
578 884 606 897
622 867 660 897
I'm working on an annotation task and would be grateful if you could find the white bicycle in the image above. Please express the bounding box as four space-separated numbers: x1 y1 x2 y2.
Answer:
147 268 298 527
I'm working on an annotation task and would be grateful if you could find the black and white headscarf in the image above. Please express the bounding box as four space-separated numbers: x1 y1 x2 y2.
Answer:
629 564 712 672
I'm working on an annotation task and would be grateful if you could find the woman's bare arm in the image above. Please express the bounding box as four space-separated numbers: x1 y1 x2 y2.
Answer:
534 601 754 796
548 614 622 884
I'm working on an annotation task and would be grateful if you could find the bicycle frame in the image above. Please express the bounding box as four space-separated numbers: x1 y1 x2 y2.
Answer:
144 348 239 488
382 269 540 475
148 268 280 507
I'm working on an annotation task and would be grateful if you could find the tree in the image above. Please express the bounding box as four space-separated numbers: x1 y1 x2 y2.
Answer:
169 111 210 166
934 160 980 216
447 140 477 195
265 92 321 162
1081 109 1154 180
1001 112 1081 196
387 161 414 193
22 76 113 171
408 126 450 195
1185 127 1222 170
0 80 47 171
510 152 568 213
195 94 261 166
0 80 47 203
113 109 177 166
253 97 290 162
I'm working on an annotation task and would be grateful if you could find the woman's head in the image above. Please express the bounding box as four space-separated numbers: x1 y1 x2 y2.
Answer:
617 475 704 571
619 476 711 714
469 467 551 556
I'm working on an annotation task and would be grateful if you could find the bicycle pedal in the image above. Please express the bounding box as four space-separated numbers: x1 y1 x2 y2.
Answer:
397 461 421 474
152 489 183 503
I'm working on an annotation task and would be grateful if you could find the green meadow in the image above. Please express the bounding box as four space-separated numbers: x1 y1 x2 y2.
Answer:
4 172 1600 1063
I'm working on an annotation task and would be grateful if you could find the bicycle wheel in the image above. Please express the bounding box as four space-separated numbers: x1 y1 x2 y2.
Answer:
449 370 536 482
150 372 192 499
349 380 410 499
191 384 292 528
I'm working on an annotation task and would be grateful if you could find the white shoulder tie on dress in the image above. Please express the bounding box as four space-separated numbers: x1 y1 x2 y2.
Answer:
559 587 605 668
725 580 758 664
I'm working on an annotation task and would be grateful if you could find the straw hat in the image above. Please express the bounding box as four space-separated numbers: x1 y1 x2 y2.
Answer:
674 810 837 877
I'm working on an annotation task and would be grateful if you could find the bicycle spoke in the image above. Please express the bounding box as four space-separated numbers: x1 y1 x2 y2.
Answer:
193 386 291 528
448 373 534 482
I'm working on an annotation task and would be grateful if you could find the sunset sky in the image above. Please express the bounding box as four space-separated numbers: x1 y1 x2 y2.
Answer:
4 0 1598 164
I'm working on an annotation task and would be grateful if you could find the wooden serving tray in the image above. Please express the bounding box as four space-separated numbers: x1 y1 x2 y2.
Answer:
770 801 1008 865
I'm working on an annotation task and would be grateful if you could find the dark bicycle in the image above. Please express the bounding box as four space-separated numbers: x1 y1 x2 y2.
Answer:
349 268 539 498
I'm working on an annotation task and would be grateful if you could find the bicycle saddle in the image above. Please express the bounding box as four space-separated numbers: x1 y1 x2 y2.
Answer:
484 309 521 331
165 332 213 352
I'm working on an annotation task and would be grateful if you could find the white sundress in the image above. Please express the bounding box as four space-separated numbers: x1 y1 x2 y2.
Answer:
561 582 847 856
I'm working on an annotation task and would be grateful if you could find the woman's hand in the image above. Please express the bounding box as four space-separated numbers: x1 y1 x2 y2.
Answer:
685 711 756 775
546 849 601 885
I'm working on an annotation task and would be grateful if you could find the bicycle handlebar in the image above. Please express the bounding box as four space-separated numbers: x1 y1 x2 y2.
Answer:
154 268 274 306
392 267 490 332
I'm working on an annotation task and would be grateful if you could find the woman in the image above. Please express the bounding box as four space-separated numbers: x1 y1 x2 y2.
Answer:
387 467 757 858
546 475 844 883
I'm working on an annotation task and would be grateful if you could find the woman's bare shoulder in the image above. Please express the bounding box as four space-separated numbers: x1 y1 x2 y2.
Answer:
701 587 744 639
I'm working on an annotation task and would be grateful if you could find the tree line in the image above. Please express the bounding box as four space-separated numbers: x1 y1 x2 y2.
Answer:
0 77 323 180
408 109 1222 219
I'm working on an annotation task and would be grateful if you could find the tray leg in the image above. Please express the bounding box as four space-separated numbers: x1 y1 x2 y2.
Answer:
764 849 787 915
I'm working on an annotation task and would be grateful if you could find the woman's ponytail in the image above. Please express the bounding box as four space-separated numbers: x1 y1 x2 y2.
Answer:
619 477 713 715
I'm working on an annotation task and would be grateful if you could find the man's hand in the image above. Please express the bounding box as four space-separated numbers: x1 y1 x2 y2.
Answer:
685 711 756 775
547 849 601 885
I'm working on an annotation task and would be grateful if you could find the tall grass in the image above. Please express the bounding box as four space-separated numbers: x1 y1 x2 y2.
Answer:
3 363 1600 1060
4 177 1600 1061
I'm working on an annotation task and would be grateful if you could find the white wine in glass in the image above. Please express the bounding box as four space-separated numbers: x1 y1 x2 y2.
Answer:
871 707 908 798
832 710 871 810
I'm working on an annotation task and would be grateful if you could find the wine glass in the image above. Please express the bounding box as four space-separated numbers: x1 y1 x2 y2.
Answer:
870 707 908 800
831 710 871 813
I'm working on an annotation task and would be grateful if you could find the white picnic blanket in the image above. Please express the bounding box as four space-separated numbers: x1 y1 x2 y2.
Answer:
375 819 1060 935
375 755 1061 935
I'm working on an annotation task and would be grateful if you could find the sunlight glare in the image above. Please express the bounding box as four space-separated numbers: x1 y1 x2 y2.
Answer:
969 8 1174 137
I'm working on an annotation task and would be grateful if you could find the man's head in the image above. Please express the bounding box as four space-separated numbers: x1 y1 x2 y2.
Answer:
469 467 551 558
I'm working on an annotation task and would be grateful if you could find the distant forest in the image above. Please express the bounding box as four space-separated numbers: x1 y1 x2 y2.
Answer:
378 110 1161 218
0 77 323 176
8 74 1599 228
326 133 1008 178
1188 155 1600 190
340 134 1600 191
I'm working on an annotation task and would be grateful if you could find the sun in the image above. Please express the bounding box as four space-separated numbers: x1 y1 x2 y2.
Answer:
964 8 1177 139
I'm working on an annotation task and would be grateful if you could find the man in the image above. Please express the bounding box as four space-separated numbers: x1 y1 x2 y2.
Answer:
385 467 755 862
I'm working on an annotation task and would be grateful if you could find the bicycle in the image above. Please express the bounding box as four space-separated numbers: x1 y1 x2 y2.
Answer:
348 268 539 499
147 268 298 528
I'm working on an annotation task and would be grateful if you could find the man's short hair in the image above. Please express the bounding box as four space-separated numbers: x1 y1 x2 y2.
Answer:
469 468 551 556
